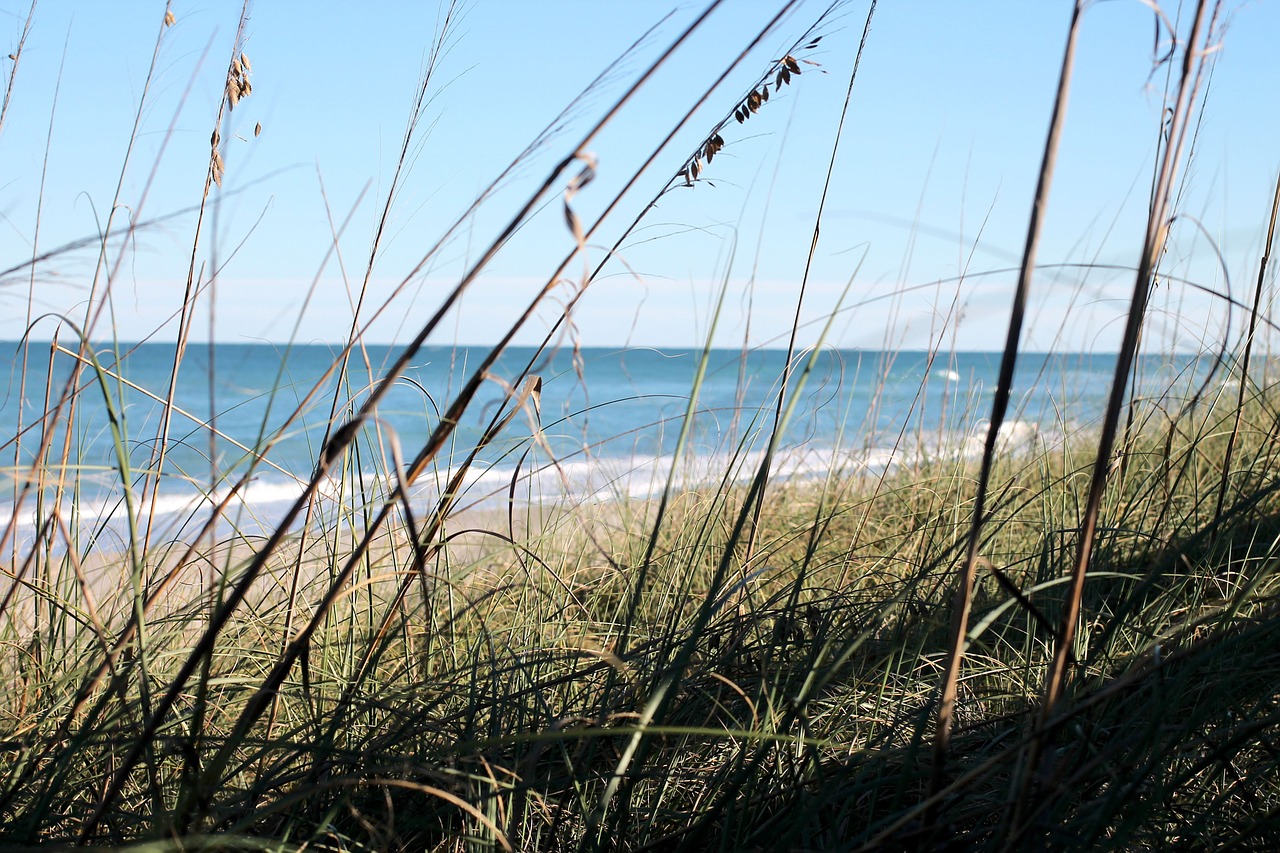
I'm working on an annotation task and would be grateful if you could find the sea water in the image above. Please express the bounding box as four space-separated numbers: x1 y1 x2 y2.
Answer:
0 342 1216 546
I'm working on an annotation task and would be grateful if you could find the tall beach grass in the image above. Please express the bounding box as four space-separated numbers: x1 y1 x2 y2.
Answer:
4 1 1280 849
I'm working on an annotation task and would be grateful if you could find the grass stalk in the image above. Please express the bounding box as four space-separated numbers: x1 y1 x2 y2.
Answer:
1213 170 1280 528
1009 0 1217 840
931 0 1083 803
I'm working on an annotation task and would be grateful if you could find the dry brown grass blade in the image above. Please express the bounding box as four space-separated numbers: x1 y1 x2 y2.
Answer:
1039 0 1214 730
1213 168 1280 528
929 0 1084 805
1008 0 1219 841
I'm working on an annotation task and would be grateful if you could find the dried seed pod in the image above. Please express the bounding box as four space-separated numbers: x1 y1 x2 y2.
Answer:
227 82 240 108
254 122 262 137
164 10 175 26
321 419 362 468
240 53 251 72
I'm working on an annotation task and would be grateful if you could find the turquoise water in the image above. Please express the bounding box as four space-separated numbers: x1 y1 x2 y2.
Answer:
0 342 1217 542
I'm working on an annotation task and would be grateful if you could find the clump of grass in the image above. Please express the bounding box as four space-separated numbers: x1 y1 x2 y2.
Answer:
4 1 1280 851
13 385 1280 849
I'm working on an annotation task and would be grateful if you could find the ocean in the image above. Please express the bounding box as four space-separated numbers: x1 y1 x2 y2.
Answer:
0 342 1217 547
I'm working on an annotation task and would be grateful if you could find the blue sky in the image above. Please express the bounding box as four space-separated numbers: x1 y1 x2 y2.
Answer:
0 1 1277 352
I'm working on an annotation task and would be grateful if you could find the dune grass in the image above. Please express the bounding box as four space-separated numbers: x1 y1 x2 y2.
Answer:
4 0 1280 850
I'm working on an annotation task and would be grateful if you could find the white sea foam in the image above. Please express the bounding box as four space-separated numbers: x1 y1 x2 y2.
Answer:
0 427 1013 535
947 419 1043 460
0 443 901 544
0 419 1067 552
0 472 326 541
